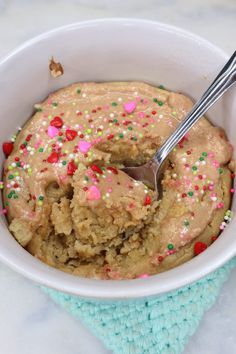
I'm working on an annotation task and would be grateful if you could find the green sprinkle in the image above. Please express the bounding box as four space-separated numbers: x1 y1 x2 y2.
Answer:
38 196 44 201
23 142 28 146
202 152 208 157
86 128 92 134
16 162 21 167
157 101 164 106
13 195 18 199
113 119 118 123
58 137 63 142
119 133 124 138
62 161 67 166
128 126 133 131
39 148 44 152
8 175 14 180
192 166 198 171
132 137 137 141
52 102 58 107
35 107 42 112
153 98 158 103
111 102 118 106
159 85 165 90
167 244 174 250
199 156 204 161
184 220 190 226
218 168 223 174
85 176 89 181
76 88 81 94
188 191 194 197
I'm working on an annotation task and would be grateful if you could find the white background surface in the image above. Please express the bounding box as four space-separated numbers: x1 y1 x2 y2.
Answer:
0 1 236 353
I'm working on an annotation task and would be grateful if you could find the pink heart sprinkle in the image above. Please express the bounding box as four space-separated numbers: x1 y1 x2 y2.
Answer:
87 185 101 200
78 141 92 153
123 101 137 114
138 111 145 118
47 126 58 138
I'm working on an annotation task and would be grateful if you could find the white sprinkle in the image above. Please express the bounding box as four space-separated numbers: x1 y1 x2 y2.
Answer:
11 163 16 167
82 93 87 98
110 113 114 118
30 151 34 155
118 97 122 102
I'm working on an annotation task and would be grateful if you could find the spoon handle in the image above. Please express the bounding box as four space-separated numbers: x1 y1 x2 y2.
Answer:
154 51 236 165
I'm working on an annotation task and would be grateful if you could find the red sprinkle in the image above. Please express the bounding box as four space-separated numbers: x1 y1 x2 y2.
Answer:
194 241 208 256
2 142 14 157
66 129 77 141
144 195 152 206
90 164 103 174
211 236 218 242
50 116 63 128
182 193 187 198
107 134 114 140
158 256 164 262
67 161 77 176
107 166 118 175
47 152 59 163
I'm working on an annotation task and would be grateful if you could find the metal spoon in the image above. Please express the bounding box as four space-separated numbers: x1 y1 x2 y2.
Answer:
123 51 236 196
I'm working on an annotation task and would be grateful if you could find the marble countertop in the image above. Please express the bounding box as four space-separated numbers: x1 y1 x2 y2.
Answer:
0 1 235 353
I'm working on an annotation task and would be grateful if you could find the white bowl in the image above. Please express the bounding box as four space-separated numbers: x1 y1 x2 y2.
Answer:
0 19 235 300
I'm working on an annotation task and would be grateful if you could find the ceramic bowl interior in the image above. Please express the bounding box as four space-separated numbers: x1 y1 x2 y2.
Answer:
0 19 235 299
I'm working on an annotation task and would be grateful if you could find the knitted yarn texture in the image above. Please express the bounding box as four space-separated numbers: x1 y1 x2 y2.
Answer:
43 257 236 354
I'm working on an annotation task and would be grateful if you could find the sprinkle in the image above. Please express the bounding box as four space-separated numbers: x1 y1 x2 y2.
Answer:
47 125 58 138
167 244 174 250
158 256 164 262
138 274 149 279
194 242 207 255
144 195 152 206
123 101 136 114
184 220 190 226
111 102 118 106
38 196 44 201
90 164 103 175
230 188 235 193
50 116 63 128
66 129 77 141
78 141 91 153
87 185 101 200
77 88 81 94
107 166 118 175
47 152 59 163
67 161 77 176
2 142 14 157
188 191 193 197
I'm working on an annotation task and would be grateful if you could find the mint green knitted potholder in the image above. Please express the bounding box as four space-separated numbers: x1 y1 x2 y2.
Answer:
43 257 236 354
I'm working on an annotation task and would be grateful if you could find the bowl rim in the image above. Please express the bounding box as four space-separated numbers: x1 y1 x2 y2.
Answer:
0 18 234 299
